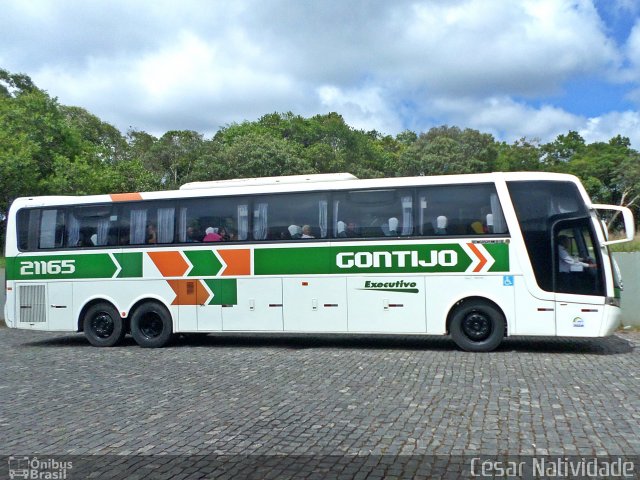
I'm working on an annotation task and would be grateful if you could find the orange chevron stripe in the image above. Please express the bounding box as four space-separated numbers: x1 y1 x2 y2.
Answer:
218 249 251 276
148 251 190 277
167 279 182 305
167 280 210 305
467 243 487 273
110 192 142 202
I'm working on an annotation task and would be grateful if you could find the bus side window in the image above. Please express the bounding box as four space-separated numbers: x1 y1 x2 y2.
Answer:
333 189 412 239
418 184 508 237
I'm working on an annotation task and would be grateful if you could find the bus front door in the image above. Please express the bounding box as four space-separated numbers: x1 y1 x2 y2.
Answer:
553 220 605 337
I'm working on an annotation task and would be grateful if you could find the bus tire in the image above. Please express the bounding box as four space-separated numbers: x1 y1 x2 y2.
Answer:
130 301 173 348
450 300 505 352
83 302 125 347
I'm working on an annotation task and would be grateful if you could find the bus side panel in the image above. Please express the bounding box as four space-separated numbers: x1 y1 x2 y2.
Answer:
346 276 426 333
512 277 556 336
424 275 515 335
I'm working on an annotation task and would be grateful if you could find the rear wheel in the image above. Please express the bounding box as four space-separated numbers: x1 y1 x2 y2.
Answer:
450 300 505 352
130 302 173 348
83 302 125 347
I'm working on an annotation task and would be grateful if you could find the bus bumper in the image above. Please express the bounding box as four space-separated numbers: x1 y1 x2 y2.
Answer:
600 304 621 336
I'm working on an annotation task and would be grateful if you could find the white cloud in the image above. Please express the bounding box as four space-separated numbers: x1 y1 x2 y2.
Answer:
316 85 403 133
394 0 619 96
415 95 581 143
580 110 640 145
625 20 640 73
1 0 638 148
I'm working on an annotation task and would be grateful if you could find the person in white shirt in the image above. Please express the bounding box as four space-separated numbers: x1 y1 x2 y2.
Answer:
558 235 594 273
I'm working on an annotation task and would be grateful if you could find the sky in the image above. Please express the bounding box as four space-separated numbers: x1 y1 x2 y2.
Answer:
1 0 640 147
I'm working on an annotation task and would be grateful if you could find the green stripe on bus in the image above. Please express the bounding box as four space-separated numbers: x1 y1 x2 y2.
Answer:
204 279 237 305
7 254 118 280
185 250 223 277
254 243 510 275
485 243 510 272
114 252 143 278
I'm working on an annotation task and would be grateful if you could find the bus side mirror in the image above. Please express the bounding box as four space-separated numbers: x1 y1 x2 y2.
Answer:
592 204 635 246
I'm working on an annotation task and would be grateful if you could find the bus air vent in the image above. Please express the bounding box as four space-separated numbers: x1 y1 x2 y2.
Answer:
19 285 46 323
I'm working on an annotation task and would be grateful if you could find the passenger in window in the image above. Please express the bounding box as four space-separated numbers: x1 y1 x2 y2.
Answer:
301 225 315 239
119 228 130 245
435 216 447 235
186 226 200 242
146 222 158 244
203 227 222 242
288 225 302 239
77 228 93 247
218 226 230 241
345 221 360 238
387 217 399 236
470 221 485 234
337 221 347 238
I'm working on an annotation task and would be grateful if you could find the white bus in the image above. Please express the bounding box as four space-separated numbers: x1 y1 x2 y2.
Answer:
3 172 634 351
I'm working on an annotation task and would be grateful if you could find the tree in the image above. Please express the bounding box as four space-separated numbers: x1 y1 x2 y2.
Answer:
541 131 585 170
397 126 497 176
210 133 314 179
496 138 542 171
145 130 205 189
62 106 128 164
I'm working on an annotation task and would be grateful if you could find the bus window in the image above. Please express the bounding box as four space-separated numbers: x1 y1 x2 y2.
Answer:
333 189 413 238
16 209 38 251
119 202 175 245
417 184 507 236
39 209 65 249
252 192 329 241
509 180 589 292
67 205 118 247
177 197 248 243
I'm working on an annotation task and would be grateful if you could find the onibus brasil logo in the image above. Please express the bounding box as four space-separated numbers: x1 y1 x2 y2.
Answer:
8 456 72 479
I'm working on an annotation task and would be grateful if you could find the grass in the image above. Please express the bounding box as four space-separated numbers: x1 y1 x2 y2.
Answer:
618 325 640 333
607 233 640 252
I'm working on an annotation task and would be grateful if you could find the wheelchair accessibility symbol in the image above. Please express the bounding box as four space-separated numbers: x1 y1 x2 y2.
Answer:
503 275 514 286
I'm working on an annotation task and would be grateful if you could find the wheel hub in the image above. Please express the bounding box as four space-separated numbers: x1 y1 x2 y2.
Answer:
461 312 491 341
92 313 115 338
140 313 163 339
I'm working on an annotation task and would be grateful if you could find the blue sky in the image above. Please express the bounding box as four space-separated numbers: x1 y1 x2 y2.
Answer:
1 0 639 147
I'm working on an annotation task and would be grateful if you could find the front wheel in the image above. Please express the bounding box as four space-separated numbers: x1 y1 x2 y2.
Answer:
450 301 505 352
130 302 173 348
83 302 125 347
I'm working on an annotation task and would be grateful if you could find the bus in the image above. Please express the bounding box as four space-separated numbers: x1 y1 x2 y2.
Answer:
3 172 635 352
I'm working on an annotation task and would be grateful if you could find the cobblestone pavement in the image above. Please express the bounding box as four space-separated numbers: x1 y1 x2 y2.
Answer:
1 328 639 478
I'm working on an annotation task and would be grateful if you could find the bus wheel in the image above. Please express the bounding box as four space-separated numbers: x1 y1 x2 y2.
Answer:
450 301 505 352
130 302 173 348
83 302 125 347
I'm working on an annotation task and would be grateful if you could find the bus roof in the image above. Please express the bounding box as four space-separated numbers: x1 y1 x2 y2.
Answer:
9 171 585 208
180 173 358 190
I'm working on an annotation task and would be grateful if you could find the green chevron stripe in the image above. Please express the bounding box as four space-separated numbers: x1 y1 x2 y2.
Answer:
184 250 223 277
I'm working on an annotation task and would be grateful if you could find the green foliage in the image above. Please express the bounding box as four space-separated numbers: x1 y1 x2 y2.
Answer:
397 126 496 176
496 138 542 171
1 68 640 249
609 235 640 252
